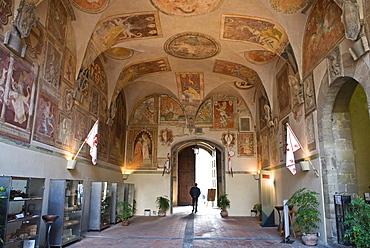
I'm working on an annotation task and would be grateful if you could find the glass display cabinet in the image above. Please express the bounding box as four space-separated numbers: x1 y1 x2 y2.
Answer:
89 182 111 231
110 183 126 224
0 176 45 248
48 179 85 247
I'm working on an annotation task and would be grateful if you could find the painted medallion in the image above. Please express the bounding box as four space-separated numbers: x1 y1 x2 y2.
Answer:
164 32 220 59
71 0 109 13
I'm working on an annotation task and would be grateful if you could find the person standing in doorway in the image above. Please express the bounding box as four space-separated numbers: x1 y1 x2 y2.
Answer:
189 183 201 213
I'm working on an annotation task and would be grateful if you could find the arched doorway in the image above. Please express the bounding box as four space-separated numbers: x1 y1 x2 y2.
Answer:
170 139 225 208
318 75 370 243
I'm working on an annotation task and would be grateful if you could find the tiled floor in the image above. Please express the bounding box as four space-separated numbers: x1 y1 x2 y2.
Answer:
66 205 340 248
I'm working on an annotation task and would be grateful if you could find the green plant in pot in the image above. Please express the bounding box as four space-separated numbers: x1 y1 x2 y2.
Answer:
117 201 134 226
0 186 8 243
156 195 170 217
343 195 370 248
217 194 230 217
253 203 262 221
286 188 321 246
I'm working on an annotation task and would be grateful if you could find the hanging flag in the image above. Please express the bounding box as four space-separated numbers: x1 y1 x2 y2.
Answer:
162 153 170 176
228 150 234 177
85 119 99 165
285 123 302 175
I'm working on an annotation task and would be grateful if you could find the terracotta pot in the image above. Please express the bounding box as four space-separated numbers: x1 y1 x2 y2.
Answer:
220 210 228 218
158 210 166 217
302 233 319 246
122 220 129 226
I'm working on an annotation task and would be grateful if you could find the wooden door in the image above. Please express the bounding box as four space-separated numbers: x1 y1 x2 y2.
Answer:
177 146 195 206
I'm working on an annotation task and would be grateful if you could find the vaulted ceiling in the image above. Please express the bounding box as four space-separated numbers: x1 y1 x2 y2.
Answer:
66 0 315 116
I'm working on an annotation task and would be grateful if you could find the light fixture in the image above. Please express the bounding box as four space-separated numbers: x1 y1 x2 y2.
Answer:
300 161 310 171
67 159 77 170
192 145 199 155
253 173 260 180
122 174 130 180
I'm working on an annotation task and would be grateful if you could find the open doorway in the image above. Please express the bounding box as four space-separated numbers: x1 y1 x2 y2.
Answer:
172 140 225 214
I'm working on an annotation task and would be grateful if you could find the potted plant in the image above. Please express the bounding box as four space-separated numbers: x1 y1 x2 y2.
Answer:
0 186 7 243
253 203 262 221
217 194 230 217
343 195 370 247
117 201 134 226
286 188 321 246
156 195 170 217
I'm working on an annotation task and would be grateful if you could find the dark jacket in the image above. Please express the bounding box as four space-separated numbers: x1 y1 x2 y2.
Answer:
189 186 201 198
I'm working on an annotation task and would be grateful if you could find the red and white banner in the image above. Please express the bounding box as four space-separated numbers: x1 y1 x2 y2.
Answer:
164 153 170 172
285 123 302 175
85 119 99 165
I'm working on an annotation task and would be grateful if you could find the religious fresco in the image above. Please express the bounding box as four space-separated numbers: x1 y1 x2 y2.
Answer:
131 96 158 125
195 97 212 127
176 72 204 104
92 12 162 48
34 94 57 145
150 0 224 16
24 21 45 63
164 32 220 59
302 0 344 76
126 128 157 170
71 0 109 13
160 96 186 124
268 0 308 14
303 73 316 115
4 57 36 130
63 49 76 86
56 113 72 150
244 50 277 65
0 0 12 31
104 47 134 60
276 64 291 119
109 93 126 164
213 60 261 88
42 40 62 98
221 15 288 54
238 133 254 156
213 97 237 130
46 0 67 45
0 47 10 115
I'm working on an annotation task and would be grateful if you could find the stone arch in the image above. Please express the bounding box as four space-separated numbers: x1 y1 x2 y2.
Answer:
170 138 226 208
317 56 370 244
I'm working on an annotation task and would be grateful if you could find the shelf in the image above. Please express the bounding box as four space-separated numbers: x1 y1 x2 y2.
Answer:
7 214 40 223
10 197 43 201
4 234 38 245
63 220 80 227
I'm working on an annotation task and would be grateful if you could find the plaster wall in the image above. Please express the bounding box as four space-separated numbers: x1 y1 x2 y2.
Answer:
124 174 171 216
225 174 259 216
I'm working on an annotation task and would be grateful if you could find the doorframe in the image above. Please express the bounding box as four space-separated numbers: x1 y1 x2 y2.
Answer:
170 138 226 211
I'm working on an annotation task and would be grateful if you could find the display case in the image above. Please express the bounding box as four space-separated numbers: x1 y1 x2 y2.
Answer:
124 184 135 210
0 176 45 248
89 182 112 231
48 179 85 247
110 183 124 224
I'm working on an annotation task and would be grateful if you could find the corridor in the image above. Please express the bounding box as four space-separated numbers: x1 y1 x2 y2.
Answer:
66 205 336 248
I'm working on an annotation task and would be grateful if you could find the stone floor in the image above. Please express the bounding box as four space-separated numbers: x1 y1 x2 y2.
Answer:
66 205 343 248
